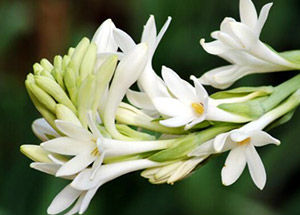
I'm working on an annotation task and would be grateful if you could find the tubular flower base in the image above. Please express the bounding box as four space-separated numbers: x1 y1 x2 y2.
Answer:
20 0 300 214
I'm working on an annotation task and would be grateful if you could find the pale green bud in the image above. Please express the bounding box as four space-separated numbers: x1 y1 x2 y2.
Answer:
34 75 77 114
71 37 90 76
40 58 53 72
64 63 77 104
77 74 96 127
33 63 44 75
80 42 97 81
52 68 65 90
116 124 155 141
56 104 82 126
27 82 57 113
93 55 118 112
62 55 71 72
54 55 63 71
20 145 52 163
68 47 75 57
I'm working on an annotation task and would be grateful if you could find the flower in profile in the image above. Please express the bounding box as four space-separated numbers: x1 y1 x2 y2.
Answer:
199 0 299 89
114 15 172 113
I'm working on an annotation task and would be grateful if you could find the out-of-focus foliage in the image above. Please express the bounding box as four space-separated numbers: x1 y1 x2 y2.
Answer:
0 0 300 214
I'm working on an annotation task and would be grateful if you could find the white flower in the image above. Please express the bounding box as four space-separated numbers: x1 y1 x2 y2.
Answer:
41 112 170 177
214 126 280 189
152 66 250 129
114 15 172 112
199 0 298 89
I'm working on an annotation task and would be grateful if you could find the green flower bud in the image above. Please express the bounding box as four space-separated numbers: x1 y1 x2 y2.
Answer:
80 42 97 81
20 145 52 163
56 104 81 126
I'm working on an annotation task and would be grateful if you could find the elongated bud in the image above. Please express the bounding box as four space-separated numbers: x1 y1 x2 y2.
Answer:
35 76 77 114
103 43 148 140
56 104 82 126
20 145 52 163
71 37 90 77
64 64 77 105
93 55 118 112
80 42 97 81
40 58 54 72
77 75 96 127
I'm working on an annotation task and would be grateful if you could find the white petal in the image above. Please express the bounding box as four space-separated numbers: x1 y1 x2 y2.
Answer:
87 111 101 137
214 132 230 152
92 19 118 53
153 16 172 52
184 115 206 130
159 116 193 128
64 194 84 215
141 15 157 49
55 120 93 141
126 89 156 110
41 137 94 156
248 130 280 147
190 75 208 104
30 162 60 176
229 22 258 50
239 0 258 29
47 185 81 215
216 31 242 49
221 146 247 186
72 159 158 190
200 39 229 55
162 66 197 102
103 43 148 139
255 3 272 35
32 118 59 141
113 28 136 53
56 152 96 177
245 144 266 190
230 131 250 142
152 97 192 117
79 186 100 214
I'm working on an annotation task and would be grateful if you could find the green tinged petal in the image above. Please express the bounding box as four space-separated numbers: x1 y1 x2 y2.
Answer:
80 42 97 81
211 86 273 99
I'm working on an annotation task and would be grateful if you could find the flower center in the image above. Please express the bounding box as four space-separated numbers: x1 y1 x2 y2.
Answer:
237 137 251 145
191 103 205 115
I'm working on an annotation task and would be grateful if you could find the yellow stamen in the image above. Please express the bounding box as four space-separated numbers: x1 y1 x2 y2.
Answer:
191 103 204 115
90 148 99 156
237 137 251 145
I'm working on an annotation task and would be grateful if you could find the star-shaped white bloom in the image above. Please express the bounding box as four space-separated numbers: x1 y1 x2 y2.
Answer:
214 128 280 189
151 66 250 129
152 66 208 129
200 0 298 89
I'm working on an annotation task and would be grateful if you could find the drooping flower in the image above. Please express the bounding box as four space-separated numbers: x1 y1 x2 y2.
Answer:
199 0 299 89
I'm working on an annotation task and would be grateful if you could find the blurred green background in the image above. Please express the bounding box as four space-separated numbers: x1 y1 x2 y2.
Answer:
1 0 300 214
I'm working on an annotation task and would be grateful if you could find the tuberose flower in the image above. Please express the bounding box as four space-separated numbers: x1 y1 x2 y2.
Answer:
199 0 299 89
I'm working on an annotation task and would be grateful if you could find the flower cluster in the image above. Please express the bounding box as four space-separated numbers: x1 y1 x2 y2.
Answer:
21 0 300 214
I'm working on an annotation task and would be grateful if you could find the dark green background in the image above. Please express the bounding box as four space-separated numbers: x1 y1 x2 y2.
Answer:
1 0 300 214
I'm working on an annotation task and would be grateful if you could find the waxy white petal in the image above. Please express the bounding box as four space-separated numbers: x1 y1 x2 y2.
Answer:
126 89 155 110
41 137 94 156
56 152 96 177
92 19 118 53
255 3 273 35
248 130 280 147
159 116 193 128
245 144 266 190
32 118 59 141
79 186 100 214
152 97 193 117
162 66 196 103
200 39 230 55
240 0 258 29
47 185 82 215
55 120 93 141
141 15 157 49
30 162 60 176
113 28 136 53
221 146 247 186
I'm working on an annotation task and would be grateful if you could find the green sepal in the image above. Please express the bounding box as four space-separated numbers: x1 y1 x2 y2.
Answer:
116 124 155 141
218 97 267 119
211 86 273 99
279 50 300 65
149 124 239 162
